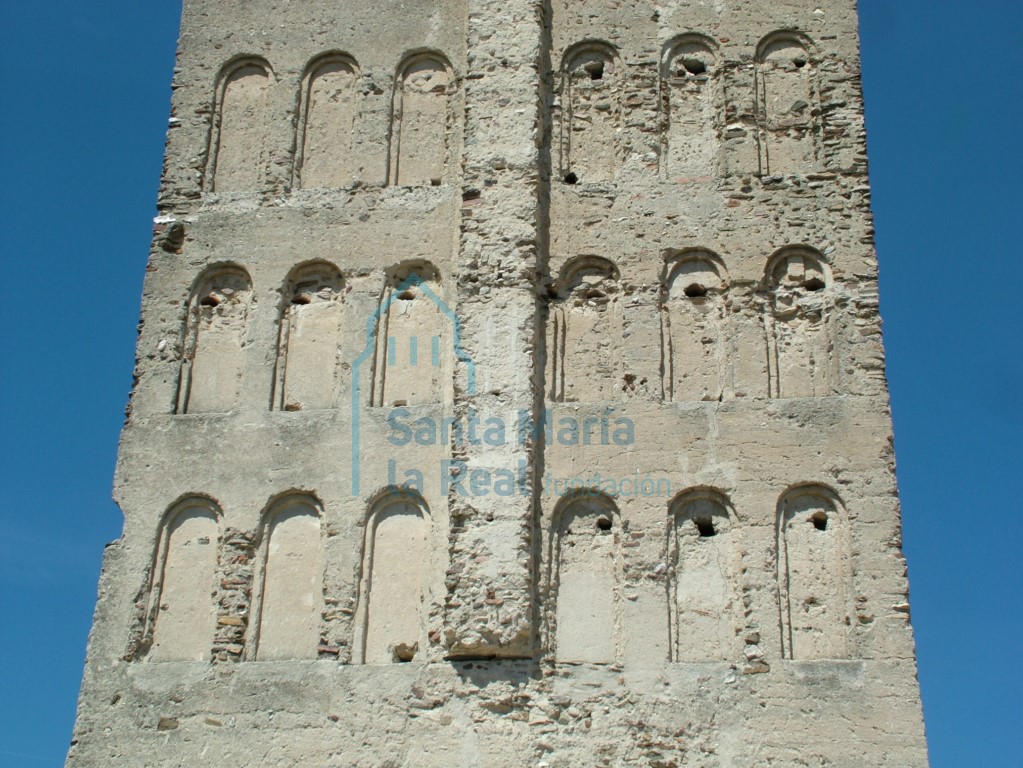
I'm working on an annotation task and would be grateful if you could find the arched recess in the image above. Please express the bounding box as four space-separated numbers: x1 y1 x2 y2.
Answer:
547 257 621 402
390 52 456 186
357 490 432 664
548 492 621 663
208 57 274 192
764 246 836 398
272 262 345 411
668 489 741 662
175 265 253 414
776 484 852 660
295 53 360 189
371 262 449 407
145 496 221 661
560 41 620 184
756 33 818 175
661 35 721 179
661 251 728 402
249 494 324 660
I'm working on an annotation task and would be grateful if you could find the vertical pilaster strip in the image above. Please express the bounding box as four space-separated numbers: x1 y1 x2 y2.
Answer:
443 0 548 658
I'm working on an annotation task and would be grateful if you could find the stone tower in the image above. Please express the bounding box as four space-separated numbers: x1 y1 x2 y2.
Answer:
68 1 928 765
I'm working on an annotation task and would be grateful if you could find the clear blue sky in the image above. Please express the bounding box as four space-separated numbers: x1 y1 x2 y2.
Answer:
1 1 1020 765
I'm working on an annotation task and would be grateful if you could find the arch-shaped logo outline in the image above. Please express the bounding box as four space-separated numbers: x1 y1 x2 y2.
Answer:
350 274 475 496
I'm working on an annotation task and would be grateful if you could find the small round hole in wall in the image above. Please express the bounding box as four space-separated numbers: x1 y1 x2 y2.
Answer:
804 277 826 292
291 294 312 305
695 519 716 538
812 512 828 531
596 516 613 532
684 283 708 298
199 295 220 307
793 57 808 69
585 60 605 80
682 58 707 76
398 289 416 301
564 172 578 185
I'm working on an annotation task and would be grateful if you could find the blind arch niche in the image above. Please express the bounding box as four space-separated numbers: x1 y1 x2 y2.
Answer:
356 490 433 664
249 494 325 660
208 58 274 192
559 41 620 183
144 496 221 662
668 489 741 661
295 53 360 189
175 264 253 414
661 35 721 179
389 52 457 186
756 33 819 176
776 484 852 660
547 492 622 664
764 246 837 398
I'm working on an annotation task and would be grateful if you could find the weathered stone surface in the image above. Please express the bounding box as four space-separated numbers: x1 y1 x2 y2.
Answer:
67 0 928 765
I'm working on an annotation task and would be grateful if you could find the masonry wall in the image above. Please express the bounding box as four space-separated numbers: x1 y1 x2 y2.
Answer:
67 1 928 766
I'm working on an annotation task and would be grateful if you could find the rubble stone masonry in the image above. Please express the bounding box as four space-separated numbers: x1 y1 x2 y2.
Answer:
68 1 928 765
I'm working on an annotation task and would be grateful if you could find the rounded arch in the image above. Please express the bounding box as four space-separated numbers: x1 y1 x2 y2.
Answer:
775 482 852 660
666 487 741 662
158 493 224 530
272 262 346 412
395 48 454 82
361 487 432 592
249 490 325 661
755 30 818 64
662 33 719 78
775 482 846 527
559 40 621 184
663 248 729 298
282 260 345 303
755 31 819 177
357 486 433 664
548 490 622 663
764 245 831 292
660 250 729 404
552 488 621 525
371 259 453 408
669 486 736 540
151 495 223 576
215 55 274 86
207 57 275 193
390 51 456 186
380 260 446 311
561 39 621 76
302 50 359 82
176 264 253 415
365 485 432 521
763 247 838 398
142 494 223 661
258 490 324 531
385 259 442 287
548 256 622 403
187 263 253 307
669 486 735 520
556 255 620 298
295 52 361 190
659 33 723 181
